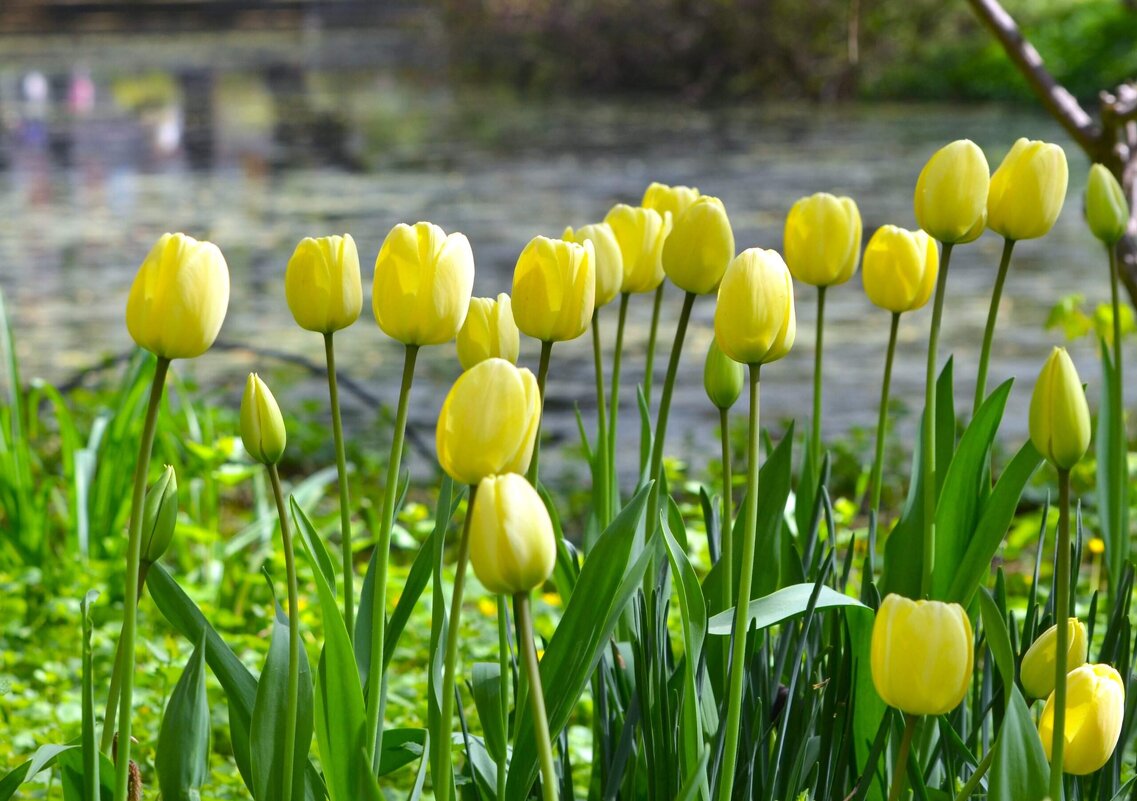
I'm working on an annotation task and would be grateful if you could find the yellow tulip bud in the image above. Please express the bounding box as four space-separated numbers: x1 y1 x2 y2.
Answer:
704 337 744 410
1039 663 1125 775
141 465 178 565
240 373 286 466
642 182 700 223
870 594 973 716
914 139 991 244
563 223 623 308
511 236 596 343
436 358 541 485
1086 164 1130 246
862 225 939 313
783 192 862 287
284 234 362 334
1029 347 1091 470
662 196 736 294
456 294 520 370
1020 618 1089 699
372 222 475 346
713 248 796 366
987 138 1069 241
126 233 230 360
469 473 556 595
603 204 671 294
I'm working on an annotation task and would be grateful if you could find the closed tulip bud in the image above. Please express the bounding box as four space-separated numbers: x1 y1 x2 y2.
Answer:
373 221 475 346
1086 164 1129 245
604 204 671 294
457 294 520 370
914 140 991 244
285 234 362 333
862 225 939 313
1020 618 1089 699
1039 663 1125 775
1029 347 1091 470
511 236 596 342
783 192 863 287
662 196 736 294
241 373 286 466
713 248 796 366
642 182 700 223
140 465 178 565
126 233 230 360
871 594 973 716
436 358 541 485
563 223 623 308
469 473 556 595
704 337 744 410
987 138 1069 241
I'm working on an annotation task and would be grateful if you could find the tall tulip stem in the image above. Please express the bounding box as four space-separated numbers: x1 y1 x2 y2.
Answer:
717 364 760 801
365 344 419 767
973 238 1015 413
719 405 734 690
607 293 630 518
591 311 610 527
515 591 558 801
644 284 665 406
888 714 919 801
921 242 953 598
268 463 301 801
527 341 554 486
1107 244 1127 594
954 748 994 801
870 312 901 517
811 285 827 468
112 356 169 801
324 332 355 642
496 596 511 798
1050 467 1072 800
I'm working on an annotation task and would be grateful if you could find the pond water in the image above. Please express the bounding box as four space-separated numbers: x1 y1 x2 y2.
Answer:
0 26 1118 481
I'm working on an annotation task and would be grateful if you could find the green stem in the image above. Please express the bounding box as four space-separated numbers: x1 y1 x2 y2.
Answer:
99 566 149 754
496 596 511 800
1108 244 1126 594
716 364 760 801
325 332 355 643
1049 468 1072 800
527 341 554 486
973 238 1015 414
112 356 169 801
954 748 994 801
719 405 734 692
515 592 558 801
269 464 301 801
365 344 419 767
812 285 827 468
437 484 478 801
592 311 610 528
607 294 630 520
870 313 901 517
887 715 919 801
921 242 953 598
644 284 664 407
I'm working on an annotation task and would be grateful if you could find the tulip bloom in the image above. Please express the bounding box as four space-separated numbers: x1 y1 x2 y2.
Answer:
372 221 475 346
783 192 862 287
469 473 556 595
1039 663 1125 775
457 294 520 369
1029 347 1091 471
284 234 362 334
1021 618 1089 699
987 138 1069 241
914 139 991 244
704 337 744 411
713 248 796 366
662 196 736 295
563 222 623 308
240 373 287 466
862 225 939 314
604 204 670 294
126 232 230 360
511 236 596 343
642 181 700 222
436 358 542 486
1086 164 1130 246
871 594 973 716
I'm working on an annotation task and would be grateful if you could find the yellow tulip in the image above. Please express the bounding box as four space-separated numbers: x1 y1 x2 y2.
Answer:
713 248 796 366
511 236 596 342
662 196 736 294
1039 663 1125 775
704 337 744 410
870 594 973 716
783 193 862 287
240 373 286 466
914 139 991 244
1086 164 1130 246
126 232 230 360
372 221 475 346
603 204 671 293
1020 618 1089 699
1029 347 1091 470
284 234 362 333
469 473 556 595
862 225 939 313
436 358 541 485
456 294 520 370
987 138 1069 241
563 223 623 308
642 182 700 223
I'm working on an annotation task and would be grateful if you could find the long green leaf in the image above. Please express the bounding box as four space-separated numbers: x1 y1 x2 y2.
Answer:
80 591 99 801
1096 338 1129 589
156 630 211 801
707 583 868 635
0 745 76 800
470 663 508 766
989 686 1049 801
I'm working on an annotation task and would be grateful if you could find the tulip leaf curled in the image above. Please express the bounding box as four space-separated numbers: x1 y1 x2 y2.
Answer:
989 686 1050 801
156 630 211 801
